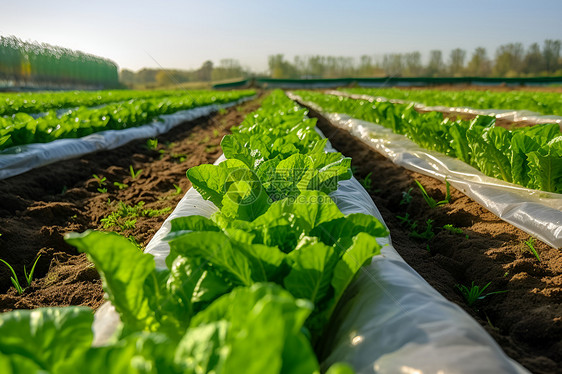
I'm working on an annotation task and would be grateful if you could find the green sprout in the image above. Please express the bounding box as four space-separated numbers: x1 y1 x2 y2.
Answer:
443 224 469 239
396 213 413 226
410 219 435 240
173 184 183 195
92 174 107 187
0 255 41 295
360 172 373 191
523 237 541 262
415 179 451 208
97 187 108 194
455 281 507 306
129 165 143 179
146 138 158 150
113 181 129 190
400 187 413 205
171 153 187 163
101 201 171 232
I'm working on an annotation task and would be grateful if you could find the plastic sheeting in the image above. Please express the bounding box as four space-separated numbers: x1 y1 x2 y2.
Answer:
289 93 562 249
93 128 529 373
0 96 254 180
328 90 562 126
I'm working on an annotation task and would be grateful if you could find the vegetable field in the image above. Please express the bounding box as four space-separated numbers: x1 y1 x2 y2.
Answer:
0 86 561 374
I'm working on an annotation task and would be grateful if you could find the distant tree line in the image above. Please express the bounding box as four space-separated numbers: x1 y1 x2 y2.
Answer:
267 39 562 79
120 39 562 87
120 59 248 88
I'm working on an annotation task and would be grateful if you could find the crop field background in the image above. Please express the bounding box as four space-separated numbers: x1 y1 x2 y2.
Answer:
0 1 561 373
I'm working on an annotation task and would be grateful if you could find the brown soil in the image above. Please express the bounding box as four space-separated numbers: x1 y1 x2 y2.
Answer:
0 97 263 313
307 106 562 374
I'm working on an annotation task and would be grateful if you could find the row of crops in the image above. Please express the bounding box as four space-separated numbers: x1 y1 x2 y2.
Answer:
0 90 255 151
294 91 562 194
0 86 560 372
344 87 562 117
0 89 207 116
0 36 118 88
0 91 383 373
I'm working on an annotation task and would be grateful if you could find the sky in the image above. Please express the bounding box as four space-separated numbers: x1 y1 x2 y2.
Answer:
1 0 561 73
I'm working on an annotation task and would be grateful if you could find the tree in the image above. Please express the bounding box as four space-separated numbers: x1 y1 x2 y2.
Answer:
268 54 296 78
197 60 213 81
404 52 423 76
426 50 444 76
543 39 561 73
212 59 244 81
522 43 544 75
155 70 174 86
466 47 491 76
382 54 404 76
449 48 466 76
494 43 524 76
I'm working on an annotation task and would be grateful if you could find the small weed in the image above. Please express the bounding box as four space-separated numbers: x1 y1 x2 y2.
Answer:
212 129 221 138
350 166 359 176
205 145 219 153
171 153 187 163
360 172 373 191
129 165 143 179
0 255 41 295
61 185 68 195
396 213 413 226
199 135 211 145
523 237 541 262
410 219 435 240
146 138 158 150
92 174 107 187
218 108 227 115
113 181 129 190
173 184 182 195
415 179 451 208
97 187 108 194
400 187 413 205
455 281 508 306
443 224 469 238
101 201 171 232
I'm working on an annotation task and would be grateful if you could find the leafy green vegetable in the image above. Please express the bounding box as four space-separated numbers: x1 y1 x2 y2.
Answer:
295 90 562 193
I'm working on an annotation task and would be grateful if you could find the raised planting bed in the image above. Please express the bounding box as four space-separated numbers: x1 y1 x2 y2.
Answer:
300 102 562 374
0 97 263 312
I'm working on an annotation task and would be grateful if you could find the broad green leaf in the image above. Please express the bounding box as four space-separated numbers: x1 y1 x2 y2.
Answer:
0 307 93 372
0 353 42 374
284 241 338 304
527 149 562 193
331 233 381 305
186 159 249 208
510 132 541 187
175 322 228 373
58 332 178 374
220 172 271 221
168 231 255 285
192 283 313 338
311 213 388 251
65 231 158 332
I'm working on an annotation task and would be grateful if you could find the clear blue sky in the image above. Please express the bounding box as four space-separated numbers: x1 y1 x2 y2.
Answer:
1 0 561 72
